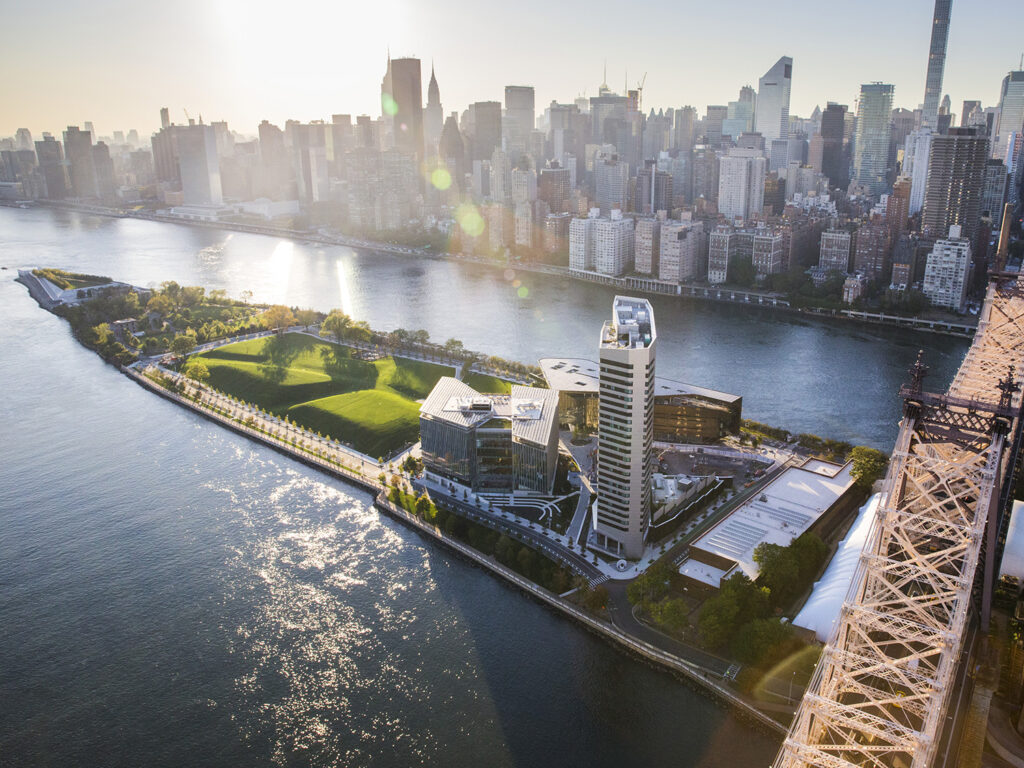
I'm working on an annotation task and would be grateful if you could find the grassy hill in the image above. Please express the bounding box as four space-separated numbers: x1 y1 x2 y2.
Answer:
194 333 452 457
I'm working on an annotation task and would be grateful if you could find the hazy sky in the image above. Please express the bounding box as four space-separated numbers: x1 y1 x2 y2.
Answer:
4 0 1022 139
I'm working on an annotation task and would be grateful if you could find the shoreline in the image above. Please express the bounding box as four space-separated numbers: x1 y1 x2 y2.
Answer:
8 200 976 340
117 363 787 739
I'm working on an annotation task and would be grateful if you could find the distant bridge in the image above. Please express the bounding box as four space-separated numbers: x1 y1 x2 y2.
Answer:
774 274 1024 768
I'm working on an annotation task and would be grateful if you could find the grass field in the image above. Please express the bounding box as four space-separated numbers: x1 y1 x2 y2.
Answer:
462 371 514 394
194 333 453 457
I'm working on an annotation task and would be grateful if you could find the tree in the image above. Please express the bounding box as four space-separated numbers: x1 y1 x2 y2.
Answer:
295 309 319 330
849 445 889 491
183 361 210 383
415 493 433 518
92 323 113 347
146 293 173 316
170 333 197 357
583 585 609 613
321 310 352 343
181 286 205 307
261 305 297 334
444 338 465 357
240 289 254 304
753 542 800 605
731 618 794 666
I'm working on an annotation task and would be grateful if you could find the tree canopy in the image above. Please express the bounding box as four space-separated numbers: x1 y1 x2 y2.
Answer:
261 305 297 334
849 446 889 491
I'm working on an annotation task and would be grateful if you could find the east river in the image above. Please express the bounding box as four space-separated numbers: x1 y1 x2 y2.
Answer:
0 207 968 766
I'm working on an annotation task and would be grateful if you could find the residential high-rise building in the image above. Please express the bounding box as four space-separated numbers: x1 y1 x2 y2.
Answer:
921 127 988 243
993 70 1024 161
920 0 952 131
92 142 116 201
538 163 572 213
982 159 1008 229
504 85 535 159
707 225 732 284
820 102 848 189
903 128 933 215
14 128 32 151
717 148 766 222
381 56 424 164
704 105 728 146
594 151 629 213
634 218 661 275
754 56 793 144
569 209 599 272
593 210 635 275
852 83 895 197
922 226 971 311
424 65 443 159
63 125 98 199
593 297 656 559
962 100 982 130
853 221 890 280
819 229 852 273
659 220 704 283
34 136 67 200
674 106 697 152
887 177 911 237
511 166 537 204
178 123 223 205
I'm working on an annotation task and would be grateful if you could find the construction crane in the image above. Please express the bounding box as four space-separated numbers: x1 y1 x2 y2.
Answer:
635 72 647 112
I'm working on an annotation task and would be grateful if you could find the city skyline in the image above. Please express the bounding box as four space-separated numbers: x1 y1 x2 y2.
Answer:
4 0 1023 138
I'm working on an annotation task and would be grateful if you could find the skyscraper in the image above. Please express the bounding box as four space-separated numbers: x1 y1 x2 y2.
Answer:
504 85 535 159
424 65 443 160
469 101 502 162
920 0 952 131
717 148 766 222
820 102 848 189
178 123 223 205
381 56 424 164
63 125 98 199
594 150 630 213
754 56 793 145
34 136 67 200
852 83 895 197
593 297 656 560
981 159 1008 229
922 127 988 243
922 226 971 311
994 70 1024 161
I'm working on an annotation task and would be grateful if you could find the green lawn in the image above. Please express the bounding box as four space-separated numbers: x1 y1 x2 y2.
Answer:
463 371 514 394
194 333 453 456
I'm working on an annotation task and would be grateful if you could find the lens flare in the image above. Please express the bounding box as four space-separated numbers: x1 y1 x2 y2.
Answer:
381 93 398 116
517 286 529 299
455 204 484 238
430 168 452 191
503 269 515 281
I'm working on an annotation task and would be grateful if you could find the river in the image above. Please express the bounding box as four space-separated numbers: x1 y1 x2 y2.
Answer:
0 206 967 766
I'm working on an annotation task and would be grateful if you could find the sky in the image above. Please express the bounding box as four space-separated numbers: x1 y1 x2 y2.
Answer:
3 0 1023 140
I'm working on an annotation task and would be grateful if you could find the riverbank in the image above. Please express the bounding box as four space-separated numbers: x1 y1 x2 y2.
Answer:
22 200 976 339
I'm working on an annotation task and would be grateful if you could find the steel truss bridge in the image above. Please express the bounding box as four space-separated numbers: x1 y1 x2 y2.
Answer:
774 275 1024 768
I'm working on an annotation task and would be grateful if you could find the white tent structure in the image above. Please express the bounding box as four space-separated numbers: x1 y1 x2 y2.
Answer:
793 494 880 642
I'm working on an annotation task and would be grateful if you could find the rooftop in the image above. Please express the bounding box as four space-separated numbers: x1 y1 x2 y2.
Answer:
539 357 740 405
686 458 854 586
600 296 656 350
421 377 557 446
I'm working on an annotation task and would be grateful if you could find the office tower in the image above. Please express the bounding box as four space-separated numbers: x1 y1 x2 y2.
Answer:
994 70 1024 161
424 65 443 159
819 230 852 272
922 226 971 310
14 128 32 151
438 113 466 186
160 107 170 130
593 296 656 559
920 0 952 131
675 106 697 151
922 127 988 242
127 129 139 147
723 86 756 141
504 85 535 158
113 131 125 146
982 159 1008 229
691 146 719 205
256 120 290 199
178 123 223 205
469 101 502 161
808 134 825 172
903 129 933 215
594 151 629 213
853 222 890 279
380 56 424 163
63 126 98 198
852 83 895 197
704 105 728 146
820 102 848 189
633 160 673 214
489 147 511 204
591 90 629 150
92 142 116 201
634 218 661 275
962 100 982 129
890 108 916 169
34 136 67 199
539 163 572 212
1006 132 1024 208
718 148 766 221
659 220 704 283
755 56 793 144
